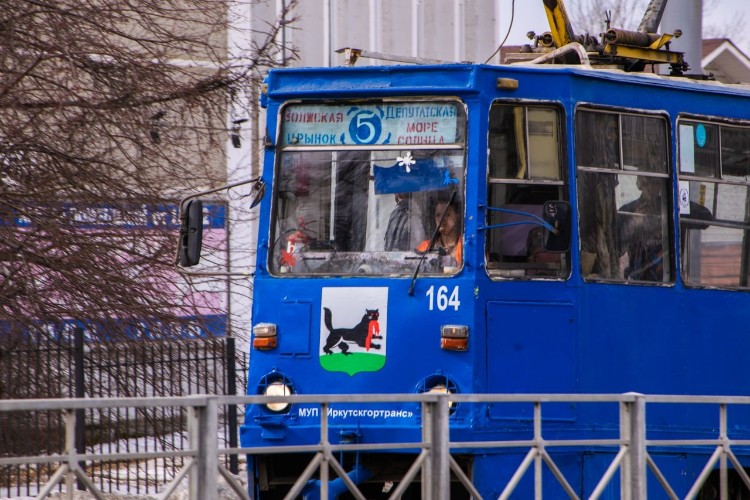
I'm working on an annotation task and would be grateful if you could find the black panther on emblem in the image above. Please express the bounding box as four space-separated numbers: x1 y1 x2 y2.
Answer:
322 307 382 355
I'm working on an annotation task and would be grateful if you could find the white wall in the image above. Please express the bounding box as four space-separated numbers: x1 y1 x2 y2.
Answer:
284 0 502 66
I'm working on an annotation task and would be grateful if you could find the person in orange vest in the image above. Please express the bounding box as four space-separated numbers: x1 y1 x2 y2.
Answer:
416 195 462 269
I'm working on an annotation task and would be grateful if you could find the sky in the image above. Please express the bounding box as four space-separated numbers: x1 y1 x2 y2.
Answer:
499 0 750 56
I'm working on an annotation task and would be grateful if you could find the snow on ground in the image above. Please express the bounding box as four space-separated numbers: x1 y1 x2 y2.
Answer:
3 472 247 500
1 430 248 499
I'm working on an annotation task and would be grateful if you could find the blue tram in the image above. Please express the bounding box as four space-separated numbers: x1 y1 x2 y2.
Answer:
177 7 750 494
228 56 750 496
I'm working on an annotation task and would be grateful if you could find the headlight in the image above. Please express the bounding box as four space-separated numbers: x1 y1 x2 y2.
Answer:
258 373 294 413
264 381 293 412
417 375 458 414
427 384 455 409
427 384 451 396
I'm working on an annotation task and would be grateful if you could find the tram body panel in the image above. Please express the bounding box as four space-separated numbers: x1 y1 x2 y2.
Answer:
238 63 750 496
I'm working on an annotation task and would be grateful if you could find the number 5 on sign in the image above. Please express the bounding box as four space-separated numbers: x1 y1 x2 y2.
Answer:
426 286 461 311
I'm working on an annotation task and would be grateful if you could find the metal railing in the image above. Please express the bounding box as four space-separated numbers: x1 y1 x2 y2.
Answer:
3 393 750 499
0 335 247 496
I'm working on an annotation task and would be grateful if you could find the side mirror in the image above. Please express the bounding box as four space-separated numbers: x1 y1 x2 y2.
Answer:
249 179 266 209
178 199 203 267
542 200 571 252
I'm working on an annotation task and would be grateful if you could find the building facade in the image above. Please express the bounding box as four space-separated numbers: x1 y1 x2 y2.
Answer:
226 1 750 341
226 0 506 341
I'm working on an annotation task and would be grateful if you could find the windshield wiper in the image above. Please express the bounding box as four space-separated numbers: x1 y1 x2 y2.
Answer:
408 190 456 296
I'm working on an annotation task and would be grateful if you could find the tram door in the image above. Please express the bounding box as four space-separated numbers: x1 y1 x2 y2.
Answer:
484 102 576 420
485 299 576 420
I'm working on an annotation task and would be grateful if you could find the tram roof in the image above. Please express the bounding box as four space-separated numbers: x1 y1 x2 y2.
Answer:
264 62 750 101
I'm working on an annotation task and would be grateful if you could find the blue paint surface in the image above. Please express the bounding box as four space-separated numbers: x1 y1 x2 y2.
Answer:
243 62 750 497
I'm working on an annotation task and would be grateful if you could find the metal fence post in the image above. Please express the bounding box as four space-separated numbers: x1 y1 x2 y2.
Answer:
622 393 647 500
188 397 218 500
225 337 239 474
65 409 76 499
720 404 728 499
73 327 86 491
421 399 433 499
432 394 450 500
422 395 450 500
534 401 543 500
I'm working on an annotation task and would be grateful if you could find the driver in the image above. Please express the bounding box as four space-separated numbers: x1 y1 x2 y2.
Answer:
416 195 462 269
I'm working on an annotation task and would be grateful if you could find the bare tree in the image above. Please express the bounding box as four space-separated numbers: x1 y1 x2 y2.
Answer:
703 0 747 50
568 0 746 48
566 0 647 35
0 0 297 342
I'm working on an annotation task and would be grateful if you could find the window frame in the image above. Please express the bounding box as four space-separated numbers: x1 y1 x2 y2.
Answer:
485 100 570 280
575 106 673 285
677 114 750 290
268 97 468 278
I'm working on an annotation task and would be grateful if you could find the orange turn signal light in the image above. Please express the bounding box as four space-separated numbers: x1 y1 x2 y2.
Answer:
253 323 278 350
441 337 468 351
440 325 468 351
253 336 278 350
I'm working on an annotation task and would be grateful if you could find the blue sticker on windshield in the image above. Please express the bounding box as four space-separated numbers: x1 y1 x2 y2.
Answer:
373 156 458 194
695 124 707 148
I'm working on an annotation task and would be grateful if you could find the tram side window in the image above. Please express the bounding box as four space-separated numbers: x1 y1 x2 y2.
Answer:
678 120 750 289
576 110 672 283
485 103 569 278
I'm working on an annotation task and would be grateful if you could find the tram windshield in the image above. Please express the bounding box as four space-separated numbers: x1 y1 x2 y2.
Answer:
269 101 466 276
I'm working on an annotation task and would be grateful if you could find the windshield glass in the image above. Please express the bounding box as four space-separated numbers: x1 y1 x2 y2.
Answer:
269 100 466 277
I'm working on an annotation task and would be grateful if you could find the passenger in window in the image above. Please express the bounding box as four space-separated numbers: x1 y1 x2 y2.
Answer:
384 193 412 251
417 194 462 270
577 115 621 279
618 176 665 281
